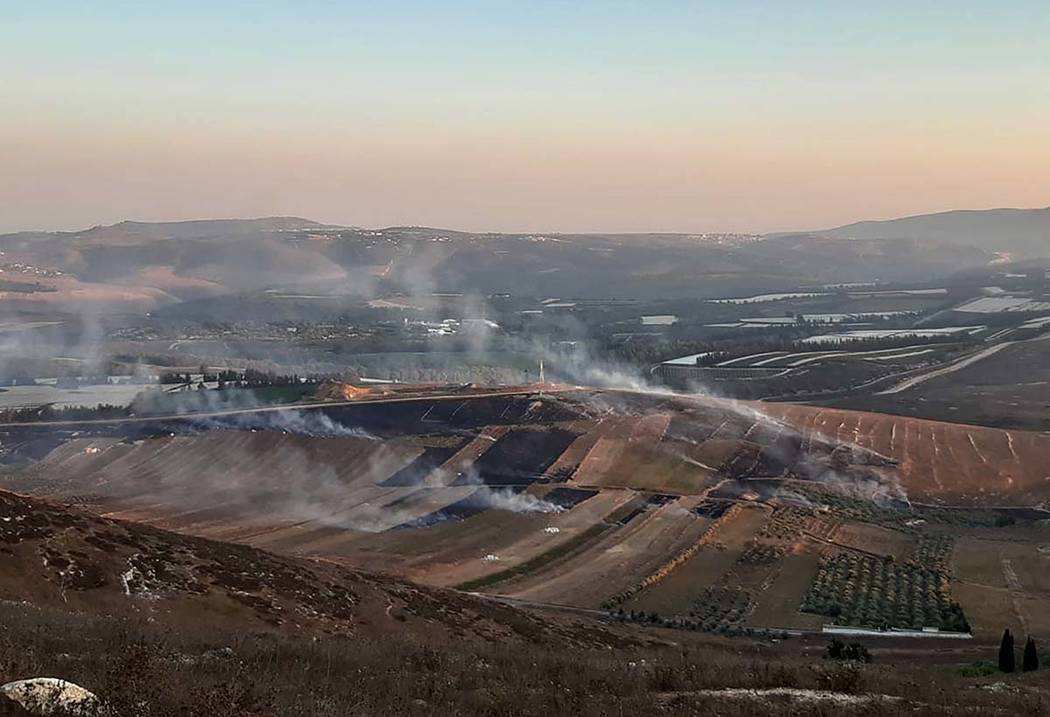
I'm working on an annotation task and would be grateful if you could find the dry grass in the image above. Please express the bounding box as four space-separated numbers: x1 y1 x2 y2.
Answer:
832 523 915 559
0 602 1047 716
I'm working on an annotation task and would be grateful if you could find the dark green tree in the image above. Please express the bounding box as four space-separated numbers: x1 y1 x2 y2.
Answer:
998 629 1015 673
1023 637 1039 672
826 639 872 663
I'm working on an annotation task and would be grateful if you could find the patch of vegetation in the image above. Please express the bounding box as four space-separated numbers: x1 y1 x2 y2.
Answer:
789 483 1023 531
826 639 872 663
959 661 998 678
609 608 789 640
0 403 131 423
756 506 812 541
690 585 754 632
0 279 56 293
737 542 787 566
800 552 970 632
910 534 954 572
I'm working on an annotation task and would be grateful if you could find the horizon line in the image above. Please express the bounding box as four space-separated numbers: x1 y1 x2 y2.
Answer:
4 203 1049 238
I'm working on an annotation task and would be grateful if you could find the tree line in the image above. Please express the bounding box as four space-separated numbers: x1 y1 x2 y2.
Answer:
999 629 1040 673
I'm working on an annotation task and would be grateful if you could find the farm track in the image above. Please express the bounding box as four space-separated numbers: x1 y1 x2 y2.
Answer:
999 557 1029 634
0 386 578 428
876 342 1014 395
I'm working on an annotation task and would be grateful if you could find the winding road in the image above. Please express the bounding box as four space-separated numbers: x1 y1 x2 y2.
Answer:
875 341 1013 396
0 385 573 429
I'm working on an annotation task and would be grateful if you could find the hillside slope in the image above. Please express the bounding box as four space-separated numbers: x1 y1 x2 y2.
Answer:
822 207 1050 258
0 488 615 646
0 219 994 310
6 388 1050 644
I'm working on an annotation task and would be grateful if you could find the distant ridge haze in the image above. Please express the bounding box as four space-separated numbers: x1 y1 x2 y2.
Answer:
0 213 995 312
6 205 1050 253
819 206 1050 259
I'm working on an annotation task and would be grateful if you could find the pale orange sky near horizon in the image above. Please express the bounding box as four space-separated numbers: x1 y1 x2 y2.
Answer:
3 2 1049 234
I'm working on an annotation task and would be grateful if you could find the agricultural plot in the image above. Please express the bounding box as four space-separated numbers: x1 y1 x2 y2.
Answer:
671 545 788 635
665 412 744 443
623 547 740 616
756 506 813 542
734 445 797 480
689 585 753 632
7 386 1050 642
343 510 551 580
233 484 476 550
571 438 716 493
830 334 1050 431
999 543 1050 594
678 503 823 634
764 403 1050 504
950 536 1050 639
630 412 672 441
381 445 463 486
623 505 768 617
427 489 637 587
800 552 969 632
501 497 709 608
747 553 825 629
909 534 955 572
951 582 1023 641
954 296 1050 313
952 538 1009 589
782 481 1025 532
678 438 744 475
703 343 945 370
466 428 579 485
800 327 984 345
539 422 601 481
5 431 439 536
829 523 915 559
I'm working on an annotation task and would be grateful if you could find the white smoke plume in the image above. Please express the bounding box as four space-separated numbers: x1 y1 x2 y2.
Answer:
188 407 376 439
470 486 563 515
430 463 564 515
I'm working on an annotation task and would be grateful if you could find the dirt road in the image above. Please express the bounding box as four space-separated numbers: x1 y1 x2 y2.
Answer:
0 385 573 429
875 342 1012 395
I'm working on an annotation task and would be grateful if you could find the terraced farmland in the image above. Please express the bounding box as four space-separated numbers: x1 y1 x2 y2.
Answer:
4 386 1050 641
763 402 1050 504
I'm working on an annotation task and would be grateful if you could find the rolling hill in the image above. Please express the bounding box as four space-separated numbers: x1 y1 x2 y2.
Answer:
0 218 995 313
0 487 621 647
822 206 1050 259
5 387 1050 643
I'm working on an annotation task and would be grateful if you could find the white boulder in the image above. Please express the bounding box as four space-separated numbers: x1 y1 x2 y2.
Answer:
0 678 100 716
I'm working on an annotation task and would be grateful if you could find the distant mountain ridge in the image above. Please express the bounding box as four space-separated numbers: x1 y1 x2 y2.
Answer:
102 215 334 232
820 206 1050 259
0 216 996 310
74 216 342 242
0 217 342 248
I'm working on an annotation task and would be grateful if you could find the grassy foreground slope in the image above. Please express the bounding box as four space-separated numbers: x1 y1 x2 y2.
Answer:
0 489 620 648
2 599 1050 716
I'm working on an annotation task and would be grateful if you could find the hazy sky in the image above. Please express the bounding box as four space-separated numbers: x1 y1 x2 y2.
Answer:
3 1 1048 234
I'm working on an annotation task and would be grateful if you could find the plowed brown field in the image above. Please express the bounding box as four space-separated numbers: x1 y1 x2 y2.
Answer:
762 403 1050 504
6 387 1050 641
